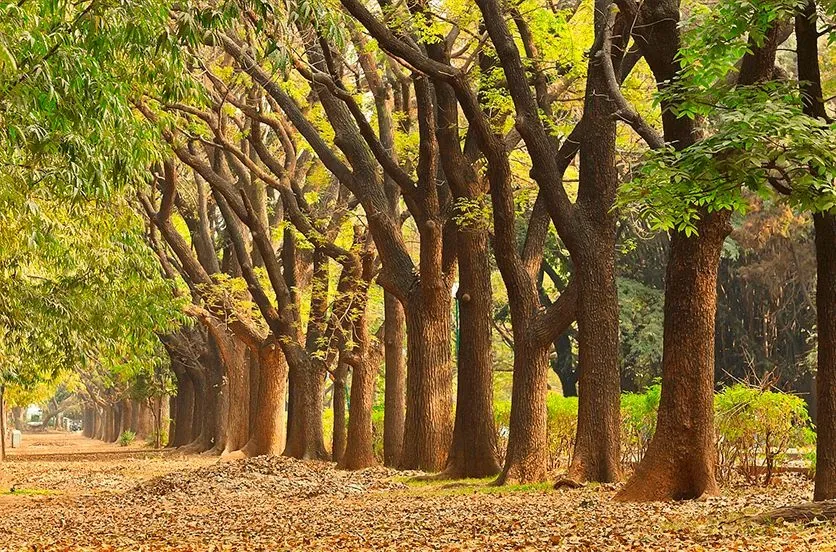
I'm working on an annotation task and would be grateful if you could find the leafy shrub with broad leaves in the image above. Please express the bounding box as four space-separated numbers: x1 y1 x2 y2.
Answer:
118 430 136 447
714 384 814 484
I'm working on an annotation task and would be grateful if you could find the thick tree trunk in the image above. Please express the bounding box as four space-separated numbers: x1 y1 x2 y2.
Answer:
188 367 206 447
248 350 261 434
135 401 154 441
400 290 454 471
283 358 328 460
171 362 196 448
222 345 251 455
119 399 133 437
616 212 729 501
566 0 622 483
341 355 378 470
568 241 621 483
814 212 836 500
383 293 406 467
241 342 289 457
443 229 500 478
497 334 552 484
332 363 349 464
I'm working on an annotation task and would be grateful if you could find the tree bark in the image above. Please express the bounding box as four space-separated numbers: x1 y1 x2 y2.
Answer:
171 360 196 448
383 293 406 467
222 345 251 455
443 229 501 478
1 385 6 461
332 363 349 464
341 354 378 470
814 212 836 500
241 342 289 457
399 290 454 471
283 357 328 460
568 241 621 483
616 212 729 501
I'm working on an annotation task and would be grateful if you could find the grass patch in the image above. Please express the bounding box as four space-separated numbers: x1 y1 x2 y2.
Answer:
395 476 552 496
2 488 58 496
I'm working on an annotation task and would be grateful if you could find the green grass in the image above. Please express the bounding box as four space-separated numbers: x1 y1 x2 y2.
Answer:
2 488 59 496
394 475 552 496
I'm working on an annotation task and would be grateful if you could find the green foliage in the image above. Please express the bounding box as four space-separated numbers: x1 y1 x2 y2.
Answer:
118 430 136 447
617 279 664 388
620 384 661 465
715 384 814 484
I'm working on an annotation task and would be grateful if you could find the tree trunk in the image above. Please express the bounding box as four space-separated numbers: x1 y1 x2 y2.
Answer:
283 357 328 460
167 396 177 448
172 361 196 447
222 345 251 455
248 348 261 434
341 355 378 470
119 399 133 437
399 290 454 471
443 229 500 478
241 342 289 457
566 0 622 483
568 241 621 483
1 385 6 461
553 332 577 397
815 212 836 500
332 363 349 464
616 212 729 501
383 293 406 467
496 333 552 484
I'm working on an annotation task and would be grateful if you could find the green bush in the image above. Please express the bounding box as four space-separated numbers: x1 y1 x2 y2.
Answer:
714 384 814 484
118 430 136 447
620 384 661 466
546 394 578 471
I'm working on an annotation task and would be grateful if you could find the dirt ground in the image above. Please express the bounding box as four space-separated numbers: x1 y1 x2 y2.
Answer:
1 433 835 551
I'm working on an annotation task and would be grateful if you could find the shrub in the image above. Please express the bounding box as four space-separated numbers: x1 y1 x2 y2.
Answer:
546 394 578 471
620 384 661 466
118 430 136 447
714 384 814 484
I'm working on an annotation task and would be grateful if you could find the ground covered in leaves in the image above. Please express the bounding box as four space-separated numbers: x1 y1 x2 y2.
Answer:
1 434 835 550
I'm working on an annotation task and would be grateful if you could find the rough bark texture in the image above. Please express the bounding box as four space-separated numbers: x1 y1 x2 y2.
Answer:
341 355 378 470
382 293 406 467
568 242 621 482
616 212 729 501
283 359 328 460
443 229 501 478
815 212 836 500
332 363 349 464
222 345 251 455
400 290 454 471
241 342 289 457
565 0 622 484
171 360 196 448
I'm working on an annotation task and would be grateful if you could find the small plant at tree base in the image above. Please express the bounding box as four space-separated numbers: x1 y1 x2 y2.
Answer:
118 430 136 447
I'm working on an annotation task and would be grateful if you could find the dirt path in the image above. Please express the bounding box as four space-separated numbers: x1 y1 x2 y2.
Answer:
1 433 835 551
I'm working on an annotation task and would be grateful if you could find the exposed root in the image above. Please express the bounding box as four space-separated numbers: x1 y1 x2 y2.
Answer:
752 501 836 523
553 477 585 490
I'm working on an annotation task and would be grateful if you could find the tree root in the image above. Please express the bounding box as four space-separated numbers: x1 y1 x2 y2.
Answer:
752 501 836 523
553 477 585 490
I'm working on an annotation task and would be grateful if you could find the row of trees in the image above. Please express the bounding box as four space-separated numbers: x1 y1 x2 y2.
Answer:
0 0 833 503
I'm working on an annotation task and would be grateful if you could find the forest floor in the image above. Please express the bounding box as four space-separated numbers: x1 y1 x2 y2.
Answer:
0 433 835 551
